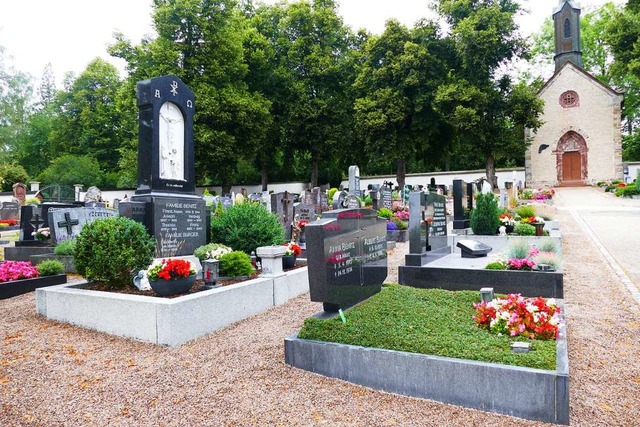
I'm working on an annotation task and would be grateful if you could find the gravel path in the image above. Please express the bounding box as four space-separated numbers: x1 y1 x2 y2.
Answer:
2 205 640 426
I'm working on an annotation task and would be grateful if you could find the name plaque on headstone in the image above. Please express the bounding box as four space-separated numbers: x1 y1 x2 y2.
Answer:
380 188 393 210
426 193 447 237
153 198 206 257
48 207 118 243
306 208 387 311
0 201 20 221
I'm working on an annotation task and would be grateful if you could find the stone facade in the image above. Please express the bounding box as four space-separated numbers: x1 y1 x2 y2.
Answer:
525 62 623 187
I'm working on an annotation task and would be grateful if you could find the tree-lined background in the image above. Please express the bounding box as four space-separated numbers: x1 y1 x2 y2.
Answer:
0 0 638 193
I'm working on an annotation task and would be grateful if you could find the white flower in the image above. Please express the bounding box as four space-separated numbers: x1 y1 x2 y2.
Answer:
534 216 545 224
526 303 538 313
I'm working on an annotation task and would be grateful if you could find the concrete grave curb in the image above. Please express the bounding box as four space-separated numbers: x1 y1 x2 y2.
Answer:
285 314 569 425
36 267 308 347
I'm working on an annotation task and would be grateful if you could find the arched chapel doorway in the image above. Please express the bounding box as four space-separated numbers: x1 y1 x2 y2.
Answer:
555 131 588 186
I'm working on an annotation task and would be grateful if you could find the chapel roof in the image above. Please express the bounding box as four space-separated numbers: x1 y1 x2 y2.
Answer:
553 0 581 15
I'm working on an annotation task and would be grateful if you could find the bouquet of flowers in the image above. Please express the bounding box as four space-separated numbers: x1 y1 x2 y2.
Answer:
498 213 514 226
32 227 50 241
283 242 302 257
147 258 196 281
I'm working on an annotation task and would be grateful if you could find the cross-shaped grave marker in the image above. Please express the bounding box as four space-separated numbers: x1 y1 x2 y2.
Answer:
29 213 45 230
57 212 80 234
281 191 293 224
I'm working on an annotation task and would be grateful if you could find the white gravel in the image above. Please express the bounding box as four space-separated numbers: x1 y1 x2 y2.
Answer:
1 208 640 426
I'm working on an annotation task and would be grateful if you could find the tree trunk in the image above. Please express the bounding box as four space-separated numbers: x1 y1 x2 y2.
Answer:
221 183 232 196
311 151 319 188
260 159 268 192
396 158 406 190
485 154 498 189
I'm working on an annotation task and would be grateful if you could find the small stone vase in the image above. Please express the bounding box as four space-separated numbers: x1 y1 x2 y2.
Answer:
149 275 197 297
282 255 297 270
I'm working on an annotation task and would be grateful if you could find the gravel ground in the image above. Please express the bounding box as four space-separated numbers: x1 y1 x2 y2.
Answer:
2 209 640 426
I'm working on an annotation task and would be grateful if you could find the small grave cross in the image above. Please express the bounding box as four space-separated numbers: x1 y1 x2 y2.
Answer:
281 192 293 223
29 213 45 230
57 212 80 234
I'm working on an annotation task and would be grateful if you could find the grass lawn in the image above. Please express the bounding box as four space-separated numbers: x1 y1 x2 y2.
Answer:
298 284 557 370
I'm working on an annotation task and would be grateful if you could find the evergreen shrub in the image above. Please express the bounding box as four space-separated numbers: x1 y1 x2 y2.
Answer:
219 251 254 277
210 203 284 254
469 193 500 235
514 223 536 236
54 238 76 256
37 259 65 276
74 217 155 289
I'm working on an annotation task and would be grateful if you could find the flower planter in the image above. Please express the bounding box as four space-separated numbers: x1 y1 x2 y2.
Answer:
149 275 197 296
0 274 67 299
282 255 297 269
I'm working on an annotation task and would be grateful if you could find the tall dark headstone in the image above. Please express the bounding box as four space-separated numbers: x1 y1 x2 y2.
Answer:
128 75 207 257
406 192 448 266
305 208 387 312
452 179 471 230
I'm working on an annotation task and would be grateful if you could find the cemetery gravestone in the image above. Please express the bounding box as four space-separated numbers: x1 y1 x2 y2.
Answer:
346 195 360 209
332 190 348 210
452 179 471 230
48 207 118 243
348 165 361 197
406 191 448 266
219 196 233 209
0 201 20 221
380 187 393 210
306 208 387 312
126 75 207 257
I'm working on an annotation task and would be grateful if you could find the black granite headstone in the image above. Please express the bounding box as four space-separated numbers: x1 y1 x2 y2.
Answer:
406 192 449 266
127 75 207 257
452 179 470 230
0 201 20 221
306 208 387 312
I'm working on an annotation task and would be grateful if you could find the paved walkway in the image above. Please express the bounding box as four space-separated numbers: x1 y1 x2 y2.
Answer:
553 186 640 303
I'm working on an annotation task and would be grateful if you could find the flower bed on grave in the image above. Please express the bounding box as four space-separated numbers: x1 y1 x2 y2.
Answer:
285 285 569 425
0 260 67 299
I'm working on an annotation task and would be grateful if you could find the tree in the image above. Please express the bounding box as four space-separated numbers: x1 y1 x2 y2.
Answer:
37 63 57 108
0 45 33 163
48 59 124 176
0 163 29 192
37 154 103 187
434 0 543 188
605 0 640 81
353 19 451 189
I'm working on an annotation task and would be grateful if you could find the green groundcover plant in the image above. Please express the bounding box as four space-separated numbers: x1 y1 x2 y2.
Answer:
298 285 557 370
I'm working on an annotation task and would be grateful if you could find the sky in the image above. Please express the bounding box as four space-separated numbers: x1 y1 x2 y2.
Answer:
0 0 627 87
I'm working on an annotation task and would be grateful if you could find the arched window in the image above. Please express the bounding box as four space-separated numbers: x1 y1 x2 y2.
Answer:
564 18 571 38
559 90 579 108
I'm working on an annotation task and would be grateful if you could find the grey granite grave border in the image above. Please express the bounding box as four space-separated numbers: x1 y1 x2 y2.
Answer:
285 317 568 425
36 267 309 347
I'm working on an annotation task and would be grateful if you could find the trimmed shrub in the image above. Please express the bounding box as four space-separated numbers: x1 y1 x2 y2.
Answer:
210 203 284 254
514 205 536 218
469 193 501 235
54 238 76 256
514 223 536 236
37 259 65 276
219 251 254 277
74 217 155 289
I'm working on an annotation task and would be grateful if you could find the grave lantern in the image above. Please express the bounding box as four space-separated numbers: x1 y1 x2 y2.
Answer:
202 259 220 285
480 287 494 302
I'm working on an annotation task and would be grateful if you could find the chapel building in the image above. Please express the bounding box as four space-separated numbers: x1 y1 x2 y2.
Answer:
525 0 624 187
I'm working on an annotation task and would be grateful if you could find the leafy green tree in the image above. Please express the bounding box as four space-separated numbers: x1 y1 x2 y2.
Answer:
605 0 640 80
353 19 451 189
434 0 543 188
0 163 29 191
37 154 103 187
0 46 33 163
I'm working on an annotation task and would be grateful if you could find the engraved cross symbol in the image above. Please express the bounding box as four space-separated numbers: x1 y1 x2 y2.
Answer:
170 81 179 96
57 212 80 234
29 213 45 230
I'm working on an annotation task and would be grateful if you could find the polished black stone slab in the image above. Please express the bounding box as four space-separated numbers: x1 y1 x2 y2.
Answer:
456 239 492 258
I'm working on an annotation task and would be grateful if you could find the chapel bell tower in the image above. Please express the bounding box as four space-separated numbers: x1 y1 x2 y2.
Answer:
553 0 583 71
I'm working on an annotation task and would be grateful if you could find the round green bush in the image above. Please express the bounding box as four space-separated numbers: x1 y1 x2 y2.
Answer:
219 251 254 277
210 203 284 254
37 259 65 276
470 193 501 235
514 223 536 236
485 261 507 270
74 216 155 289
54 238 76 256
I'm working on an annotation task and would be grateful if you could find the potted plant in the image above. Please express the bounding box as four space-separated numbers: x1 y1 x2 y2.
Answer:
146 258 197 296
282 242 302 269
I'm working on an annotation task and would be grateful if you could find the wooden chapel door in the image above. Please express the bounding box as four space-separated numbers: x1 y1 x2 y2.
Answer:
562 151 581 182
